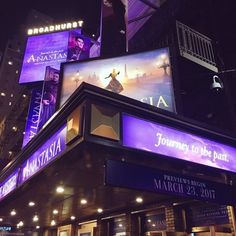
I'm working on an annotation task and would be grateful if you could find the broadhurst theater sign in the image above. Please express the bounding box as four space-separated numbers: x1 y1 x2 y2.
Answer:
0 111 236 204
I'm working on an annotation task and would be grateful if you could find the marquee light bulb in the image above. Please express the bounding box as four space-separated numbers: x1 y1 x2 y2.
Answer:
10 210 16 216
97 208 103 213
80 199 87 205
56 186 64 193
136 197 143 203
53 209 59 215
28 201 35 207
51 220 56 226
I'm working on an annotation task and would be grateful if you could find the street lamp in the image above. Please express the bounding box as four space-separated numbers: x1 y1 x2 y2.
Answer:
72 71 81 89
156 54 170 75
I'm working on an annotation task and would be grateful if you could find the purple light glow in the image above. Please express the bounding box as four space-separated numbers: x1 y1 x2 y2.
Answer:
123 114 236 173
19 31 69 84
19 29 88 84
0 170 19 201
19 125 67 185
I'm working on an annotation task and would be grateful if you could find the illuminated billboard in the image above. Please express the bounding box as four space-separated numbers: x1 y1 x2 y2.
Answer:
60 48 176 112
19 125 66 185
122 114 236 173
19 29 100 84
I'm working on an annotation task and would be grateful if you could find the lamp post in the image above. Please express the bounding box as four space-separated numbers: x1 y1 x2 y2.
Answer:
157 54 170 75
72 71 81 89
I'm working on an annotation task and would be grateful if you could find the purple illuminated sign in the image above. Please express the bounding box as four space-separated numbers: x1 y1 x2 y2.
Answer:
22 86 43 147
122 114 236 173
106 160 234 204
19 31 71 84
19 29 98 84
19 125 67 185
0 170 19 201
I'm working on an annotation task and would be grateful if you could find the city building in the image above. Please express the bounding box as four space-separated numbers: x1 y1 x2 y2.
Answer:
0 10 53 167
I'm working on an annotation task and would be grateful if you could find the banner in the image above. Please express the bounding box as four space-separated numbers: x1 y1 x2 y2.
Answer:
19 29 99 84
38 66 60 131
19 125 67 185
122 114 236 173
22 86 43 147
105 160 234 204
0 170 19 201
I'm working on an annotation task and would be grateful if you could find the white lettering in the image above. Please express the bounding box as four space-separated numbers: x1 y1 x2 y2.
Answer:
22 136 63 182
155 132 189 154
27 21 82 35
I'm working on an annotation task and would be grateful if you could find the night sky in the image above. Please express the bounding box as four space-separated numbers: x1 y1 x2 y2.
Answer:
0 0 101 51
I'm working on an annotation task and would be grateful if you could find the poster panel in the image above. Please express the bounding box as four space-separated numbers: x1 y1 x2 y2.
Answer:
61 47 175 112
38 66 60 131
19 29 99 84
22 86 43 147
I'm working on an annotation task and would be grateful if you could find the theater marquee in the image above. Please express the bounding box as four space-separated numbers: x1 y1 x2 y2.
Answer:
122 114 236 173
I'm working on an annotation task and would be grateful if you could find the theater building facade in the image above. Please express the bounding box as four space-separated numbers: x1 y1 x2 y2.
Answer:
0 82 236 236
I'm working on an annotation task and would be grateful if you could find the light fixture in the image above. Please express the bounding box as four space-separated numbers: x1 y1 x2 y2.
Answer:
36 225 40 229
211 75 223 92
8 61 13 65
18 221 24 227
33 215 39 222
136 197 143 203
147 219 151 223
97 208 103 213
80 199 87 205
56 186 64 193
0 218 3 222
8 151 13 156
70 216 76 220
53 209 59 215
22 94 27 98
0 92 6 97
118 223 123 227
10 209 16 216
51 220 56 226
28 201 35 207
12 126 17 132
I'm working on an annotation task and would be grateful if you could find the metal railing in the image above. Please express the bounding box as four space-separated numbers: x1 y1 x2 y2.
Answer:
176 20 218 72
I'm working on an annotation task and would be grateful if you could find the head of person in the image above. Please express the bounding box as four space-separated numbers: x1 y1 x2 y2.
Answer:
52 71 60 82
75 36 85 49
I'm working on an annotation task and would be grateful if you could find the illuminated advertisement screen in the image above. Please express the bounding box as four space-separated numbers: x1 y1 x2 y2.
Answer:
60 48 176 112
19 29 99 84
122 114 236 173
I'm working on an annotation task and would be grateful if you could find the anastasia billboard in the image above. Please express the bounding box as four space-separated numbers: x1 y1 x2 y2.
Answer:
21 29 101 146
19 29 100 84
22 66 60 147
123 114 236 173
60 48 176 112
